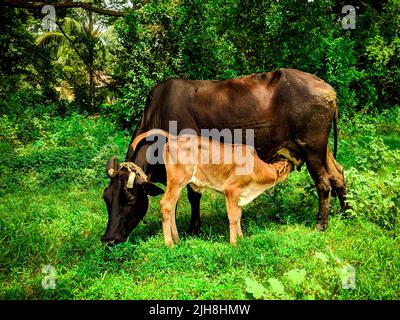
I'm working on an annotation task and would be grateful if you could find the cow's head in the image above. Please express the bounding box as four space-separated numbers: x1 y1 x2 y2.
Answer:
102 156 164 245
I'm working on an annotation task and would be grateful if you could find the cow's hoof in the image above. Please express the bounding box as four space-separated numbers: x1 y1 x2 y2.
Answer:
188 226 200 236
339 210 352 219
315 223 327 231
340 205 353 219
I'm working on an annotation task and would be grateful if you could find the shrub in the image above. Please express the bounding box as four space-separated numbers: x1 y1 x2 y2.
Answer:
0 115 20 147
0 114 129 195
338 107 400 232
345 168 400 232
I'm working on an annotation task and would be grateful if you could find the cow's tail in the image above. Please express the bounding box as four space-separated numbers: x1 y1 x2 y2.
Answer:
130 129 170 154
333 101 338 159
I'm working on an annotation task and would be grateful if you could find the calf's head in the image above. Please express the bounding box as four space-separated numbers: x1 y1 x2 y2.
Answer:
102 156 164 245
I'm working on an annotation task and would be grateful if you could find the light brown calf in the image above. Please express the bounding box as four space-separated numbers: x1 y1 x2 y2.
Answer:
131 129 293 246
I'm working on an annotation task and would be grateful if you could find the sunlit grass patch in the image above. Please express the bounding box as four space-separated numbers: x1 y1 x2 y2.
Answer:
1 113 399 300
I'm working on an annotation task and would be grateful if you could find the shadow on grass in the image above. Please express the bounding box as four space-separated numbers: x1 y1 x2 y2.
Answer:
120 180 338 247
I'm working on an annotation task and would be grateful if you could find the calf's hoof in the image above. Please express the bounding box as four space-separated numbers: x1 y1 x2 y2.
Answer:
164 240 175 248
230 238 238 246
172 236 180 244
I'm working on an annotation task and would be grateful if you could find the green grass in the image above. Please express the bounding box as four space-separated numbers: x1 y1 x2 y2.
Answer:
0 112 399 300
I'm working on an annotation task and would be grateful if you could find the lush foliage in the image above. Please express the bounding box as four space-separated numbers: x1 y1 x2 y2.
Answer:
1 1 399 125
0 0 399 300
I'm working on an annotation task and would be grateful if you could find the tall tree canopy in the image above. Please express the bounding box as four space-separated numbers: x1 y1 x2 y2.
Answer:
0 0 398 126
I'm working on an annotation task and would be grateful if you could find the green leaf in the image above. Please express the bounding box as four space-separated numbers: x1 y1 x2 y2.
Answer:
284 269 307 286
245 278 266 300
268 277 286 296
314 251 329 263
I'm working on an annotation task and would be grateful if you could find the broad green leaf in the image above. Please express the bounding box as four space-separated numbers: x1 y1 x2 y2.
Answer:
284 269 307 286
245 278 266 299
268 277 285 296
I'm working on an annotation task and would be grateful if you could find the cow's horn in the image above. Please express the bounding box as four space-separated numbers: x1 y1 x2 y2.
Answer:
127 172 136 188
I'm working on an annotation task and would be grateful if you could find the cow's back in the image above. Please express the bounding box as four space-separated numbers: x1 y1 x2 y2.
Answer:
130 68 337 164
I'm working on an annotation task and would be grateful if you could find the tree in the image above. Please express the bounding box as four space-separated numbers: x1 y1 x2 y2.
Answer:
37 11 118 110
0 0 139 17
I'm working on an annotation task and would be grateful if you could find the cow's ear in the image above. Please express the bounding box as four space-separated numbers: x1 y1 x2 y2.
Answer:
142 182 164 196
106 156 119 178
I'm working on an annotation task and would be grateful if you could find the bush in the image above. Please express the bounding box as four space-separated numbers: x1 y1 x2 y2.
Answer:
338 107 400 232
0 114 129 195
0 115 20 147
345 168 400 232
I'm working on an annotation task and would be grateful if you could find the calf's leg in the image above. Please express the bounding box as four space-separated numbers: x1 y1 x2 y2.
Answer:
237 206 243 239
225 192 242 245
160 185 183 247
171 203 179 244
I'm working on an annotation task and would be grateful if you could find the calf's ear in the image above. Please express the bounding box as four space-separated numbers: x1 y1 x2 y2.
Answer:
142 182 164 196
106 156 119 178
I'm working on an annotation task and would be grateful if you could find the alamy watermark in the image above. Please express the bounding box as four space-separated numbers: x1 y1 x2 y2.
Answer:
41 264 56 290
341 264 356 289
142 121 255 175
42 5 57 31
342 5 356 30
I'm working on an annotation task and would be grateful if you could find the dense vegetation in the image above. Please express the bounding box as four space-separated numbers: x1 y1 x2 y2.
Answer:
0 0 399 299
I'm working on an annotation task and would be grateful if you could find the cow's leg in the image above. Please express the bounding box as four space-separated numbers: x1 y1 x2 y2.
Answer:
187 185 202 235
327 150 350 213
225 192 241 245
160 185 183 247
305 157 332 231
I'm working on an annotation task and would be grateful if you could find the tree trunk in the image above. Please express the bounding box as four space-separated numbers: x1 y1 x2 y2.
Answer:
0 0 127 16
88 11 95 111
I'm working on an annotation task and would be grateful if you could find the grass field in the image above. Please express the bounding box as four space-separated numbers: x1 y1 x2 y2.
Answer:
0 111 399 300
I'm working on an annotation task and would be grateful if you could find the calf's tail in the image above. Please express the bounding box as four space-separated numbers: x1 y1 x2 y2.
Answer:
130 129 170 153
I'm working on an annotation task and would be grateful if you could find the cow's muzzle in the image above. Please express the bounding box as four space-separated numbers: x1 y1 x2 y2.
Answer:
101 235 125 246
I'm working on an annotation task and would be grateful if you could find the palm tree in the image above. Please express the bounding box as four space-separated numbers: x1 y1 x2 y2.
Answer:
37 10 116 110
